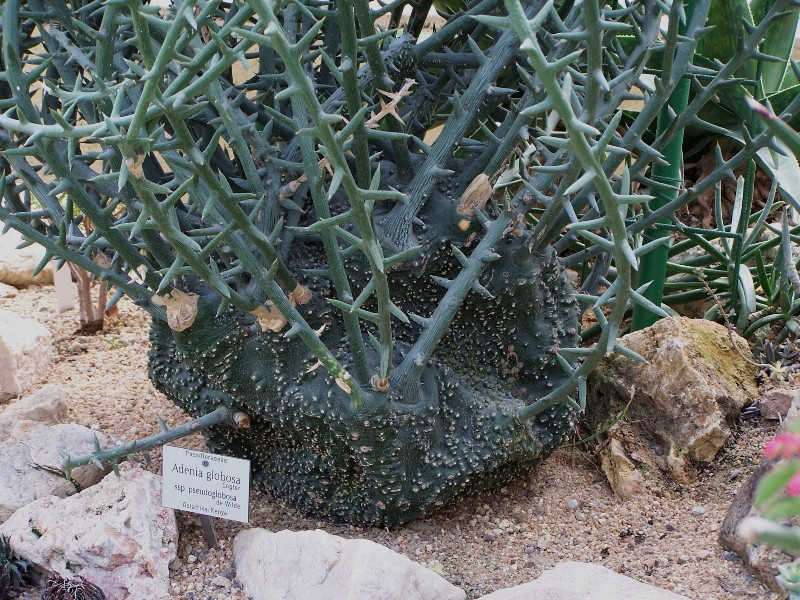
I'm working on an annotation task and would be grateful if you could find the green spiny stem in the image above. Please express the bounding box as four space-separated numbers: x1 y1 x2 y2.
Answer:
336 0 372 189
162 6 257 99
391 208 511 399
636 0 793 170
631 0 696 331
568 88 800 271
383 2 545 250
207 79 264 198
414 0 500 56
534 5 668 251
0 202 161 314
3 136 164 292
580 0 604 127
284 6 370 382
252 0 400 383
123 9 298 296
352 0 413 180
123 0 192 157
730 0 770 321
638 92 800 232
503 0 635 419
127 176 251 306
167 105 299 293
60 406 248 480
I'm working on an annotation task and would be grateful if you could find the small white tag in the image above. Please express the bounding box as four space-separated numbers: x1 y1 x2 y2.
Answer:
162 445 250 523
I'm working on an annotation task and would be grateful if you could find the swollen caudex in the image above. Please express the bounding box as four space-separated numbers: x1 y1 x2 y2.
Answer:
147 207 579 526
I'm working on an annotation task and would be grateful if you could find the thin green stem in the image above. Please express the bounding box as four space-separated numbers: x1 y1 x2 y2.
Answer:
392 209 512 399
60 406 247 479
284 6 370 382
352 0 413 180
503 0 634 419
252 0 399 385
631 0 696 331
338 0 374 189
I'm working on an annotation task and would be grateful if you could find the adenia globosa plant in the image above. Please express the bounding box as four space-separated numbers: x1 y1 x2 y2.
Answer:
1 0 800 525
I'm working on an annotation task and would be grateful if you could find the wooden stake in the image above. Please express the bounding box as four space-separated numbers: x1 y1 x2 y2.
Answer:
199 514 219 549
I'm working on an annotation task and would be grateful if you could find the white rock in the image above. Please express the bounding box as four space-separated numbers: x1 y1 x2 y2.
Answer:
212 575 232 588
17 420 113 490
0 461 177 600
0 229 53 287
0 421 113 523
475 562 690 600
234 528 465 600
0 435 75 524
0 282 18 298
0 384 69 439
0 309 55 403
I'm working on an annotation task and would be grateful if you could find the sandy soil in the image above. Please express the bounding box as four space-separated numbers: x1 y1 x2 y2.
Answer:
1 283 786 600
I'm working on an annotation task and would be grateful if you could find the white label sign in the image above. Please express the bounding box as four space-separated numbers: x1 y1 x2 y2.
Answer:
162 445 250 523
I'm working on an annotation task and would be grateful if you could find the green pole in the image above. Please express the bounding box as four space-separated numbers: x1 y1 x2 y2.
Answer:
631 1 697 331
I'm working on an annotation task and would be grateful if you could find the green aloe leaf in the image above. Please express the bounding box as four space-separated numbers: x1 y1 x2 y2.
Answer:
695 0 756 83
751 0 800 93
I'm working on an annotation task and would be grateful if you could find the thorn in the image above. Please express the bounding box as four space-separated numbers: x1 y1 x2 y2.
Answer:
431 275 453 289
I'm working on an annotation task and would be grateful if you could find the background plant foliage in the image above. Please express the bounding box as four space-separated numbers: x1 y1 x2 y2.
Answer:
1 0 799 525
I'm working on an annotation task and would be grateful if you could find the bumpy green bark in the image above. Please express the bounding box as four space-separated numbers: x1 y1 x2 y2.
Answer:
148 190 579 525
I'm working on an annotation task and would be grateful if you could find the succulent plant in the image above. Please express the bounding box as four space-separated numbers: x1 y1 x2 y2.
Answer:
42 576 106 600
0 535 29 600
2 0 800 525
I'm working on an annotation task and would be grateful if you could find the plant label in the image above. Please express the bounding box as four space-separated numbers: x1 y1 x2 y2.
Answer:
162 445 250 523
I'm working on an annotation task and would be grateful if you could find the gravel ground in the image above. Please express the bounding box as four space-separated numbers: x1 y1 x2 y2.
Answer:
1 284 786 600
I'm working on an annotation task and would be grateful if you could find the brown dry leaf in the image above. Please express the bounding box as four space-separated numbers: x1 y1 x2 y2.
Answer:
125 155 145 179
251 301 288 332
366 79 415 128
152 289 199 332
457 173 492 216
290 284 312 305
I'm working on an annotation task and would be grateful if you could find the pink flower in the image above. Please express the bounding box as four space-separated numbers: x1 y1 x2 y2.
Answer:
787 472 800 497
764 432 800 460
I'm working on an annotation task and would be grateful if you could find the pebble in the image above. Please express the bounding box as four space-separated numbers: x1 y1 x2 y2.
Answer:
212 575 232 588
691 506 707 516
537 534 551 550
187 554 197 563
524 546 536 555
696 549 712 560
722 550 741 563
566 499 579 509
729 469 741 480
